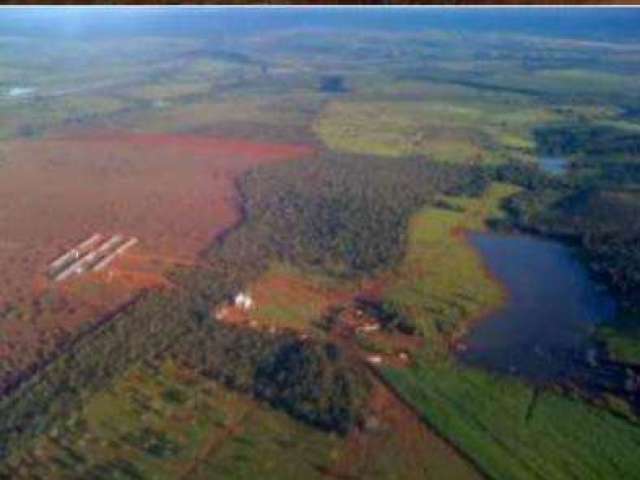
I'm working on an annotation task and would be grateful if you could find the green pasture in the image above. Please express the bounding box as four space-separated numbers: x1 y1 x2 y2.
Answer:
1 360 341 480
385 361 640 480
313 97 554 163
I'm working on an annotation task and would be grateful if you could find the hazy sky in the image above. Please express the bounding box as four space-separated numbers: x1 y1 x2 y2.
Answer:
2 7 640 42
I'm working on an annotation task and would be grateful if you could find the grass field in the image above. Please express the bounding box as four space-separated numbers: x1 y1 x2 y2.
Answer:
382 183 518 353
385 362 640 480
1 360 341 480
0 95 129 140
597 314 640 365
123 57 258 103
240 263 355 331
127 82 214 102
124 94 323 139
314 100 487 163
494 68 640 101
313 94 555 164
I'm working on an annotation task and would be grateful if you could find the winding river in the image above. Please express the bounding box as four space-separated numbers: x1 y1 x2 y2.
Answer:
458 231 617 384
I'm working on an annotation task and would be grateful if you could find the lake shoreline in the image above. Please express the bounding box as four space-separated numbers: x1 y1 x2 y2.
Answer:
458 229 617 383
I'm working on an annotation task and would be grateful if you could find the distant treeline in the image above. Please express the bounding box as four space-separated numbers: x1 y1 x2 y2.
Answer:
535 122 640 157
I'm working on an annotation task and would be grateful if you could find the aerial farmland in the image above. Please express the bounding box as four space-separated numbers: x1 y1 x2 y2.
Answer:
2 7 640 480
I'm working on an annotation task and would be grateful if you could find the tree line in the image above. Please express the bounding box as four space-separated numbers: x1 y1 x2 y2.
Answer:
535 121 640 157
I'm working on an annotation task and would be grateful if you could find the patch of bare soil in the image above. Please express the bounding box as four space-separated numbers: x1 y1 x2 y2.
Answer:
326 381 483 480
0 130 311 304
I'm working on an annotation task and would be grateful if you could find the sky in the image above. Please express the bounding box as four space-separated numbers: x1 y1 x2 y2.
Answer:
1 7 640 42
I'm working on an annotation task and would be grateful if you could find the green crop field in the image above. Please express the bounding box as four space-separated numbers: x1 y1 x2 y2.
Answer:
313 96 555 164
597 315 640 365
385 362 640 480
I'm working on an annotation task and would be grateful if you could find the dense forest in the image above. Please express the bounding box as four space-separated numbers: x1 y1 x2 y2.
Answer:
216 154 489 277
535 122 640 157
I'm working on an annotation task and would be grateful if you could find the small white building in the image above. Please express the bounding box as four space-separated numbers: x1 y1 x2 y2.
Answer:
366 355 383 365
234 292 254 310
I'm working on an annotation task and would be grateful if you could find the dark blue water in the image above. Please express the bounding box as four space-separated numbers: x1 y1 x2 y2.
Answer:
459 232 616 383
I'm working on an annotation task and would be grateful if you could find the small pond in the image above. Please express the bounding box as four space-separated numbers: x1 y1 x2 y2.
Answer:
458 231 616 383
538 156 568 175
7 87 35 98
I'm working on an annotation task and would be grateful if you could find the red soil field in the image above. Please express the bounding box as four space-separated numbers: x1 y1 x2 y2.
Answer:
0 129 312 381
0 130 312 305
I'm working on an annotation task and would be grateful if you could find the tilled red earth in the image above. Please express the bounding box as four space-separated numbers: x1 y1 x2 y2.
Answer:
0 129 312 304
0 129 312 385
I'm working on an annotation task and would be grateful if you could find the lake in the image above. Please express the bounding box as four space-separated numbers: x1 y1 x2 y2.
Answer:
458 231 616 383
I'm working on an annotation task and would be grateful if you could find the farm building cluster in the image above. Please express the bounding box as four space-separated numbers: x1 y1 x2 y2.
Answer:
48 233 138 282
214 292 255 321
327 302 417 367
